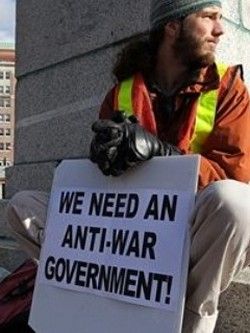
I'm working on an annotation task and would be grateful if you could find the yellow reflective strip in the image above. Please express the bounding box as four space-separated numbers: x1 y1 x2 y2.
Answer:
118 78 134 117
191 90 217 153
190 63 228 153
217 63 228 77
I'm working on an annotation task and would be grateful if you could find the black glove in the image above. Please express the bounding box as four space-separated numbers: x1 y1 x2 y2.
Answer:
123 123 164 166
90 121 121 175
90 112 181 176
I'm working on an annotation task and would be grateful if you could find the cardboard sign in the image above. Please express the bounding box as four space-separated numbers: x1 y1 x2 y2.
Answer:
30 156 200 333
39 188 192 310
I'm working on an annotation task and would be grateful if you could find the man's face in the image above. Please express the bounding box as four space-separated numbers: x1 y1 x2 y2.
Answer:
173 6 224 69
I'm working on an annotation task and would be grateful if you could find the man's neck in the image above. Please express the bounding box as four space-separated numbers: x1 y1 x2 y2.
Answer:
154 61 189 96
154 45 189 96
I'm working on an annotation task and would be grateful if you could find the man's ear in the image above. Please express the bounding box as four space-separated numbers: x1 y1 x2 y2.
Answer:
164 21 181 38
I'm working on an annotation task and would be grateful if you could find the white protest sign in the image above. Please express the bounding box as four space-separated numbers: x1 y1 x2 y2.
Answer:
40 188 191 310
30 156 200 333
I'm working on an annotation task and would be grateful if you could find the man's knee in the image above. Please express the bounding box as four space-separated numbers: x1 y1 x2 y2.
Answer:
7 191 32 228
8 190 33 207
7 190 48 230
197 180 250 239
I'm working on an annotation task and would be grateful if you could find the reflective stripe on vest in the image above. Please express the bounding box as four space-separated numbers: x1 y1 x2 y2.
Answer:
117 63 229 153
117 77 134 117
190 63 228 153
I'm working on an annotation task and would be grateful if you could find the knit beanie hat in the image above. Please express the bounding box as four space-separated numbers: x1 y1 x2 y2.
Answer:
150 0 222 30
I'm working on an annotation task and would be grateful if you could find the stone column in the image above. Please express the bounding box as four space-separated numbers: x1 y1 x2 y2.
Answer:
6 0 150 197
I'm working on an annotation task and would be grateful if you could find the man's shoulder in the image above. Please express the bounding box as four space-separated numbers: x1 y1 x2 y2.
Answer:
200 62 244 91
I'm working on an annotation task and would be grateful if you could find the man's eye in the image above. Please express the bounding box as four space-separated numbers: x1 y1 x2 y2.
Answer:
203 13 222 20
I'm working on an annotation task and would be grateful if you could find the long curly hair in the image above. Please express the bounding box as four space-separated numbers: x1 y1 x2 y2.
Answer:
113 26 165 82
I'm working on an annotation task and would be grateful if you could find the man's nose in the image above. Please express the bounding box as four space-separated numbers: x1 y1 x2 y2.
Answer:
213 20 225 36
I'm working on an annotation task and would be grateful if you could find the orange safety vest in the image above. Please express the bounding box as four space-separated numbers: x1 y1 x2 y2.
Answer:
114 63 228 153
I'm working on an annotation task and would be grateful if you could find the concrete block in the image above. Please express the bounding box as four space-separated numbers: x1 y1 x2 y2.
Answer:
14 45 130 165
16 0 150 76
5 162 57 199
15 106 96 164
241 0 250 31
15 46 117 121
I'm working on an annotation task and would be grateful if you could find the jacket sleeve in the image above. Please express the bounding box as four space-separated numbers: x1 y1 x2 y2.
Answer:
199 67 250 188
99 87 117 120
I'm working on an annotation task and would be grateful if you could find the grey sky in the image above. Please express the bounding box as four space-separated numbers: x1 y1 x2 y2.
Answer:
0 0 16 43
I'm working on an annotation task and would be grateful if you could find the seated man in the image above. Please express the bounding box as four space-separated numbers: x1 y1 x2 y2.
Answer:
7 1 250 332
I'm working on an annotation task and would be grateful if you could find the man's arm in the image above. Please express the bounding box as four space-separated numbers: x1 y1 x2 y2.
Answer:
99 88 117 120
198 68 250 187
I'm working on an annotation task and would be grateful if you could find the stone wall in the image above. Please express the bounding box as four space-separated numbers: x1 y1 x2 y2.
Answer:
218 0 250 85
6 0 149 197
5 0 250 197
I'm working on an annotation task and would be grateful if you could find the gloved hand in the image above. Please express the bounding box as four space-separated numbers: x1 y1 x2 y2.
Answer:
122 118 166 166
90 112 181 176
90 112 128 176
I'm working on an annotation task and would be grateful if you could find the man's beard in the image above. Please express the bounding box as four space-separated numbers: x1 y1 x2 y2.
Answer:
173 23 216 70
